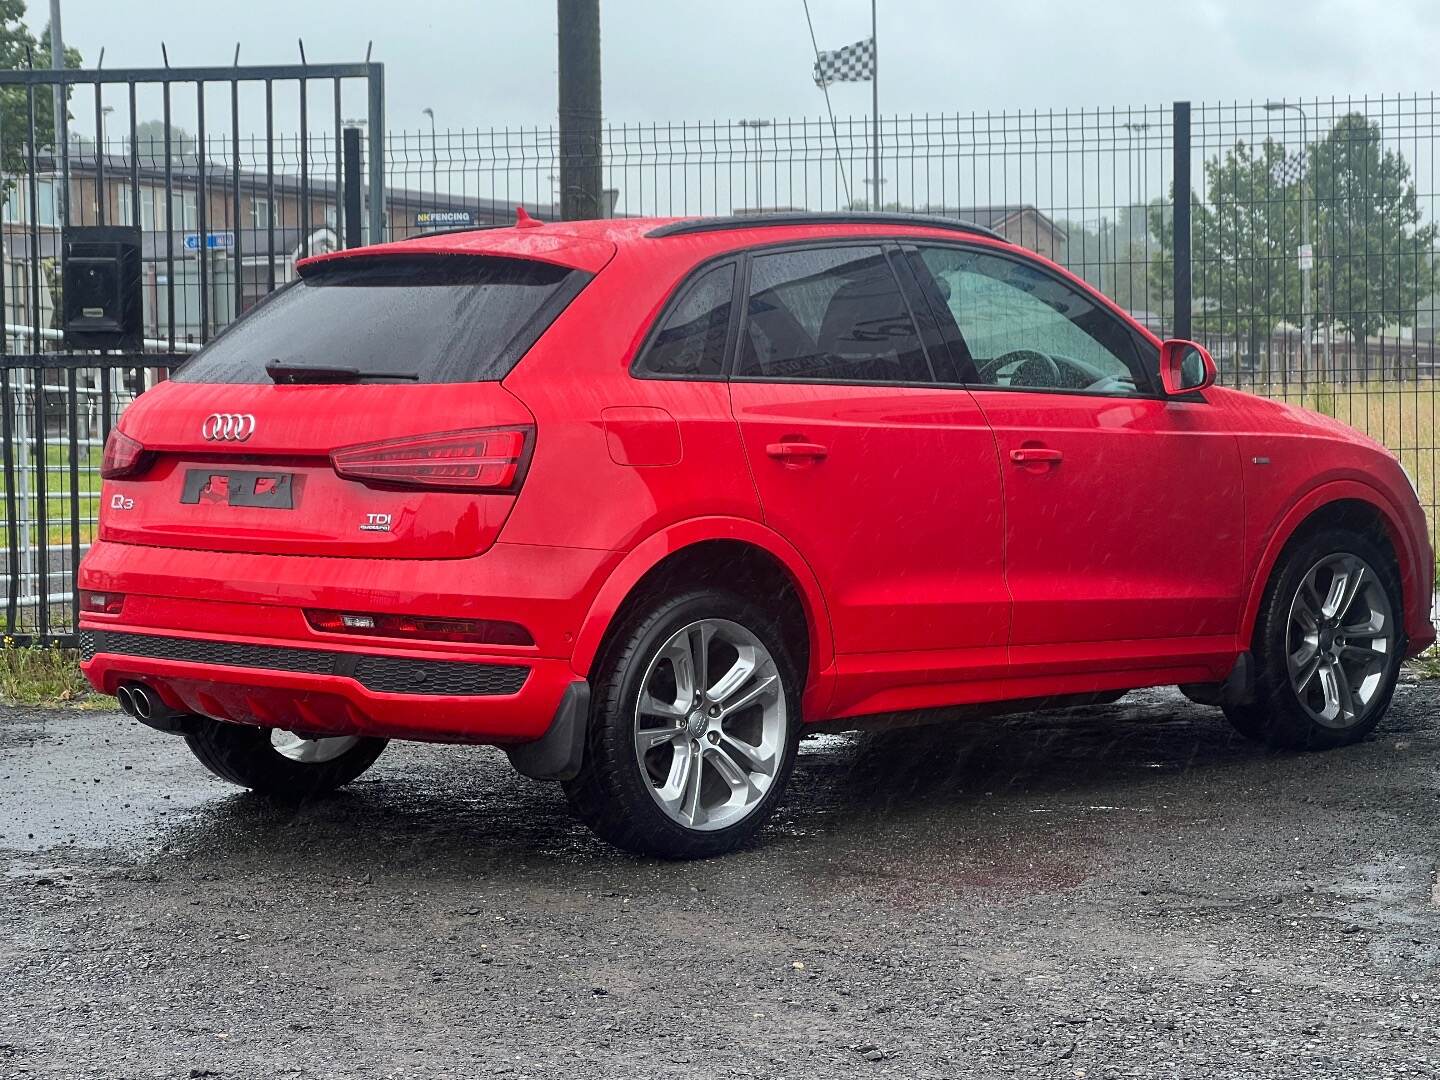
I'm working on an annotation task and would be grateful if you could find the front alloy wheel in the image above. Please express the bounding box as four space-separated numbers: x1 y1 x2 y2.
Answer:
1224 527 1403 750
1286 553 1395 728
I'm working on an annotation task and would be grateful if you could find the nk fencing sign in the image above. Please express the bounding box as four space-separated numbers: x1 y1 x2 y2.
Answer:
416 210 475 228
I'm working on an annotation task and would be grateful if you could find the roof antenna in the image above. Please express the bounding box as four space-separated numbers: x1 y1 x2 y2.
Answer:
515 206 542 229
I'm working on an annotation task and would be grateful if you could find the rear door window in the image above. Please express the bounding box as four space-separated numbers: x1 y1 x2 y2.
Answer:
633 261 736 378
736 245 933 384
174 256 587 384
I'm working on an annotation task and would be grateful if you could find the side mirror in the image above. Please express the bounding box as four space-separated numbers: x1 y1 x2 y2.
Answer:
1159 339 1216 395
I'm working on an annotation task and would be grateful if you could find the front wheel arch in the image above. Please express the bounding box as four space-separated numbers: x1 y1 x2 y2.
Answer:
1241 486 1416 652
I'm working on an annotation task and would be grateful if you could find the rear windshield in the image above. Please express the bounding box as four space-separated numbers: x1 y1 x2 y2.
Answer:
173 255 587 384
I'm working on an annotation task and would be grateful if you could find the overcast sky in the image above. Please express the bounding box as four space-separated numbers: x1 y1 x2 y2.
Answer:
51 0 1440 134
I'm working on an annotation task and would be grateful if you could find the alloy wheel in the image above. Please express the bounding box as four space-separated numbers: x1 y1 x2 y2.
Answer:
269 730 362 764
1286 552 1395 729
633 618 787 832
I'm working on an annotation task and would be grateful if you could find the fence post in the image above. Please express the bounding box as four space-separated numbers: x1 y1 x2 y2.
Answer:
343 126 363 249
1172 100 1192 341
365 62 387 244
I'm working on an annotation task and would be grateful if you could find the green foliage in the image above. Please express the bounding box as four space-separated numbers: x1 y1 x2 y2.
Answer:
131 118 198 163
1058 204 1160 314
0 638 89 704
1308 113 1439 339
1149 113 1439 347
0 1 82 185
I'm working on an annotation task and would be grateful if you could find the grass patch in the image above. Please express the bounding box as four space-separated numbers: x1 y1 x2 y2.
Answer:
0 640 95 706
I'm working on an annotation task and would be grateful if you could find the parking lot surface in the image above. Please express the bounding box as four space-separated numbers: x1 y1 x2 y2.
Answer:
3 685 1439 1078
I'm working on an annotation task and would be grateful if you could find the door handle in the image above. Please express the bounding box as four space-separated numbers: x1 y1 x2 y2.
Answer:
1009 447 1063 465
766 441 829 462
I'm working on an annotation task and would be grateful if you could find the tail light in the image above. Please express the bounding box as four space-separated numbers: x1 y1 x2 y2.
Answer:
330 426 533 493
79 590 125 615
305 609 533 646
100 430 153 480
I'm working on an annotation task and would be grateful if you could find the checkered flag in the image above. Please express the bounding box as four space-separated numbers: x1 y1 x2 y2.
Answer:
1272 151 1306 187
813 37 875 88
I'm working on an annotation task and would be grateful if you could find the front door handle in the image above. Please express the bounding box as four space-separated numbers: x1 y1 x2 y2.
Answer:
1009 447 1063 465
766 441 829 462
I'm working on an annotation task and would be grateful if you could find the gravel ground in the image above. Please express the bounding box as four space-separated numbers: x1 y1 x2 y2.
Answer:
2 684 1439 1079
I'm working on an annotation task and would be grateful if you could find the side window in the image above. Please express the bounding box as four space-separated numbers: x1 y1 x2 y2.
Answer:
917 246 1147 395
634 262 735 378
737 245 932 383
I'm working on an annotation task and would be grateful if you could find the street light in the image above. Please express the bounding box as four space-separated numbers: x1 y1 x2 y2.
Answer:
421 107 437 201
738 119 770 212
1264 100 1326 379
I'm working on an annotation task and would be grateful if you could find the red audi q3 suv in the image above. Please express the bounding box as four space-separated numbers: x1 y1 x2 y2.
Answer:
79 212 1435 857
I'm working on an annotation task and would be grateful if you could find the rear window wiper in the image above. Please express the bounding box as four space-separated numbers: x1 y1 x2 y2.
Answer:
265 360 420 384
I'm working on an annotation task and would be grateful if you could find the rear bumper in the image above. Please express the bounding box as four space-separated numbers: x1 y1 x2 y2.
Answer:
80 626 579 744
77 538 621 743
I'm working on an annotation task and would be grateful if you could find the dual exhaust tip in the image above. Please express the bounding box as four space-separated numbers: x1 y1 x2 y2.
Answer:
116 682 157 720
115 682 198 735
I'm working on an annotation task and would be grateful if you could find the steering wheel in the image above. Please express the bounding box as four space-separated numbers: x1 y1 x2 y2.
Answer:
983 348 1062 389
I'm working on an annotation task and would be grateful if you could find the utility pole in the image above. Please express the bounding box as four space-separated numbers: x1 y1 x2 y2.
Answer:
1266 101 1318 379
49 0 66 225
557 0 602 220
870 0 879 211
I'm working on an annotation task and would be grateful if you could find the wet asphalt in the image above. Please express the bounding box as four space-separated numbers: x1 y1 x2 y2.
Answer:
2 684 1439 1079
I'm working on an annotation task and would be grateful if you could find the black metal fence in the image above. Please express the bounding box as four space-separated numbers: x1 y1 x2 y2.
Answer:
390 99 1440 543
0 60 384 644
6 88 1440 643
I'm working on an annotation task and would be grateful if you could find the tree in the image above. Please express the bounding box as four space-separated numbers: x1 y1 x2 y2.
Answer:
1308 112 1438 341
1058 203 1157 314
131 119 198 165
0 0 82 177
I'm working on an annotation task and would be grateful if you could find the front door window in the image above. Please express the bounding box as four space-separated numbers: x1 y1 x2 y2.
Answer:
916 246 1148 396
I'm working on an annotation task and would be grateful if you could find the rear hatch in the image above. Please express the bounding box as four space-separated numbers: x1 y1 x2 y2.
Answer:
101 251 597 559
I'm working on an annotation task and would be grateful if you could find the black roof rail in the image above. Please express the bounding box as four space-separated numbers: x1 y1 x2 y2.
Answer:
645 211 1005 241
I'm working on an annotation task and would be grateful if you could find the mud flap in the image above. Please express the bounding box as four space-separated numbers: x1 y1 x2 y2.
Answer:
505 679 590 781
1179 651 1255 707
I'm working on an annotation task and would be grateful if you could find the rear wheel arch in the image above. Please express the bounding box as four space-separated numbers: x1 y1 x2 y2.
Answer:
1243 486 1412 647
572 523 832 693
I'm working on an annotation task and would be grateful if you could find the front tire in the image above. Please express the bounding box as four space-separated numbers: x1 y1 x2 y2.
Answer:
563 588 801 858
1224 527 1402 750
185 719 387 798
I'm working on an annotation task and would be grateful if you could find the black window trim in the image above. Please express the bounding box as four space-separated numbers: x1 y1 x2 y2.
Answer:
725 237 948 389
902 239 1167 401
627 254 743 382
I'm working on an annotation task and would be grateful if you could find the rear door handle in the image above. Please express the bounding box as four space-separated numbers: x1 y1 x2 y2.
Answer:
1009 447 1063 465
766 441 829 462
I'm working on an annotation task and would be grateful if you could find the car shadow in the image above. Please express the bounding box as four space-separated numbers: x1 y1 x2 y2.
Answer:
147 689 1286 880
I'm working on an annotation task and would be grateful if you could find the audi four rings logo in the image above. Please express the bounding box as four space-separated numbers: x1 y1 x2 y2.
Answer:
201 413 256 441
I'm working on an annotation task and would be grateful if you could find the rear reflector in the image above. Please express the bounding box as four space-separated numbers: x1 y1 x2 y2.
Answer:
330 426 533 492
79 590 125 615
100 430 153 480
305 609 534 647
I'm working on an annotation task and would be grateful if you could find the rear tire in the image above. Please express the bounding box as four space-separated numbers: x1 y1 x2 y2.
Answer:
563 588 801 858
185 719 387 798
1223 527 1402 750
